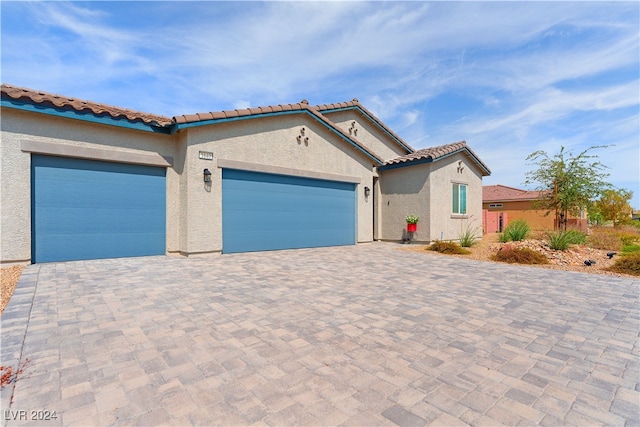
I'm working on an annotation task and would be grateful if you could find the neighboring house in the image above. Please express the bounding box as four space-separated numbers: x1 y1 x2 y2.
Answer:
482 185 586 233
1 84 491 264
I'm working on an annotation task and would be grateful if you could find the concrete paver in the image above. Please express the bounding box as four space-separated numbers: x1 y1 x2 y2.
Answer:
1 243 638 426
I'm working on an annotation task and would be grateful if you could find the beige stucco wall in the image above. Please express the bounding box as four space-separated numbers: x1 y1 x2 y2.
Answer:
427 153 484 242
378 152 484 243
378 164 431 242
320 110 409 161
0 108 179 264
176 113 378 254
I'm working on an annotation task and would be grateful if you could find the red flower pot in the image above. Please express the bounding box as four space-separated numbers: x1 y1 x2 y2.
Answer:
407 223 417 232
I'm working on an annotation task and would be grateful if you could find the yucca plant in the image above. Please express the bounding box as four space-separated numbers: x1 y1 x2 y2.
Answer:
546 231 571 250
546 229 587 251
503 219 530 242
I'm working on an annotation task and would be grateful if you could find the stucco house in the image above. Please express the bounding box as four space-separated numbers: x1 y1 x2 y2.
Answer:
483 185 586 233
1 84 490 264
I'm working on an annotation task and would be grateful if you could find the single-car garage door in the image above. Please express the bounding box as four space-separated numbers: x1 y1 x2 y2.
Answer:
222 169 356 253
32 155 166 263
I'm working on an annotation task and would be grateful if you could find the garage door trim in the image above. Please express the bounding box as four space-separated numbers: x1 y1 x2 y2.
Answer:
217 158 361 184
31 154 167 263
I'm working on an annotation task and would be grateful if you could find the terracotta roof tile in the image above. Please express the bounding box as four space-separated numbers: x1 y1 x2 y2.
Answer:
384 141 467 164
1 83 172 127
2 83 391 166
383 141 491 176
483 185 545 202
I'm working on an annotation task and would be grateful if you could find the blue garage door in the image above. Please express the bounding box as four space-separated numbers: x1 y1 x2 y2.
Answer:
222 169 356 253
32 155 166 263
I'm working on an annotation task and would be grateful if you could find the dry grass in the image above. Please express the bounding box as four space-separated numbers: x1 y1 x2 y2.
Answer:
427 241 471 255
491 246 549 264
606 253 640 276
1 265 25 314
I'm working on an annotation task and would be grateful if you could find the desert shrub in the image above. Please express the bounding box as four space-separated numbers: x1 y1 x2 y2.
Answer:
491 247 548 264
619 232 640 246
546 230 587 250
587 229 623 251
546 231 571 251
459 224 480 247
564 229 587 245
606 253 640 276
622 244 640 254
503 219 530 242
427 241 471 255
498 232 509 243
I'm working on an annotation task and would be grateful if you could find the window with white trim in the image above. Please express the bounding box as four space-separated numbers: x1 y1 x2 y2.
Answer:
452 183 467 215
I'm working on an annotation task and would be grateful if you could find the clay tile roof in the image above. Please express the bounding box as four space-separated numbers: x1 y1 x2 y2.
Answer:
483 185 545 202
383 141 491 176
173 101 313 125
384 141 467 164
1 83 172 127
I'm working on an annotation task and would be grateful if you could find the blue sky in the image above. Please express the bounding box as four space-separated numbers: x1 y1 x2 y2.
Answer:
2 1 639 208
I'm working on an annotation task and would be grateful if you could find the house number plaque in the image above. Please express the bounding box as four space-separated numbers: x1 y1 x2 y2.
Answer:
199 151 214 160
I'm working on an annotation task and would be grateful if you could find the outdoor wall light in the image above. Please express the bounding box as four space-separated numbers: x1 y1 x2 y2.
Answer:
203 168 212 183
364 186 371 197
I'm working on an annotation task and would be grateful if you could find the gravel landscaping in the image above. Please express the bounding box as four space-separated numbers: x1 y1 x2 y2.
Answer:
1 265 25 313
402 232 633 277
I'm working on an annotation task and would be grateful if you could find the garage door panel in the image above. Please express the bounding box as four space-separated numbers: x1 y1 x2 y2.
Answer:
32 155 166 263
222 169 356 253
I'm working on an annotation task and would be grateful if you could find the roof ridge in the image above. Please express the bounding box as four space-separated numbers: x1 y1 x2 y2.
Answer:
1 83 172 126
315 98 414 153
172 100 314 124
487 184 530 192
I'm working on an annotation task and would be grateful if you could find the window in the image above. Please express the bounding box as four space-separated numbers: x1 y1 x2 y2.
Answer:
452 183 467 215
489 203 503 208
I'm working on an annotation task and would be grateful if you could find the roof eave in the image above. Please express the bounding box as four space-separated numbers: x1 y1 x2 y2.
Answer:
1 99 171 134
379 147 491 176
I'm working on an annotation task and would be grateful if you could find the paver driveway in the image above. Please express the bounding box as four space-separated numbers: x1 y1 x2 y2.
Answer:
1 243 638 426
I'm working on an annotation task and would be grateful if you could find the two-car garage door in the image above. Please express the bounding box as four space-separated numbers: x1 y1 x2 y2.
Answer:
30 156 356 262
31 155 166 263
222 169 356 253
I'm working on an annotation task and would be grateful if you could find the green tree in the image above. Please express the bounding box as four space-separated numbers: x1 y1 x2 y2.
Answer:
524 145 611 230
594 188 633 228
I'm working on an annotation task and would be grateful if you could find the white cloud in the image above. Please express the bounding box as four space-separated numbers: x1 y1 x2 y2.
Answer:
2 1 637 204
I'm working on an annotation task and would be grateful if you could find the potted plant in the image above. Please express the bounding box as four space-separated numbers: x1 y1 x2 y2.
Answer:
406 215 419 232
